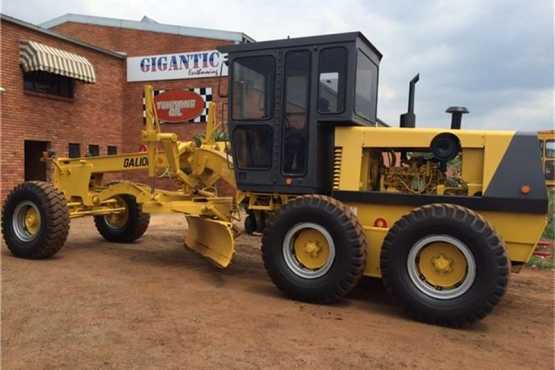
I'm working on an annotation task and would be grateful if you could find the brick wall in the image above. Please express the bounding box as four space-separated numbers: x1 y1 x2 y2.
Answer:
0 20 125 200
1 19 236 202
52 22 233 189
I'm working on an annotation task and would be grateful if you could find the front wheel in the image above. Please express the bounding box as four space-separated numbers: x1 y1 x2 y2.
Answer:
1 181 70 259
380 203 509 326
94 195 150 243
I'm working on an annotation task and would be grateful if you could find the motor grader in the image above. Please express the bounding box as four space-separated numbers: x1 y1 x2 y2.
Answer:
2 32 548 326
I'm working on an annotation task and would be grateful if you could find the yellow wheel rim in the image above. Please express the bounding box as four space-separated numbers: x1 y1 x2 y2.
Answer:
407 235 476 300
418 242 467 288
104 197 128 229
13 201 42 241
293 228 331 270
283 223 336 279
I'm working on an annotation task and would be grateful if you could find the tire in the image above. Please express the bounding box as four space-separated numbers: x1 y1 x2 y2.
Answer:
244 212 257 235
94 194 150 243
1 181 69 259
261 195 367 303
380 203 509 326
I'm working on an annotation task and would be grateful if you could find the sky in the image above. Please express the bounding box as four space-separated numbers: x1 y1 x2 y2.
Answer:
2 0 553 131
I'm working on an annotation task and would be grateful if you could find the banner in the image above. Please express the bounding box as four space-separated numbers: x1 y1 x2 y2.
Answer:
155 90 205 123
143 88 213 124
127 50 227 82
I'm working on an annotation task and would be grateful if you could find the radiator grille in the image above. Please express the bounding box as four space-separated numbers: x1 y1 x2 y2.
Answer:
333 147 343 190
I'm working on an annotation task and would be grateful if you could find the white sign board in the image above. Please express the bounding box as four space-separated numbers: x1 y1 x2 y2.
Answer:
127 49 228 82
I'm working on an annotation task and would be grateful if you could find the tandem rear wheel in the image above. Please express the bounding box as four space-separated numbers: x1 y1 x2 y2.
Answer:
1 181 70 259
261 195 367 303
380 203 509 326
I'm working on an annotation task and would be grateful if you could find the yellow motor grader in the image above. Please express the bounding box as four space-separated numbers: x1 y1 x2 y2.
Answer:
2 33 548 326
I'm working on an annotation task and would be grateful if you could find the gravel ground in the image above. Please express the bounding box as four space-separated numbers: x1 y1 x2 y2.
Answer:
2 214 554 370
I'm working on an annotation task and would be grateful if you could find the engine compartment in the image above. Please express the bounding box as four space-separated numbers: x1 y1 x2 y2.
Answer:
364 149 469 196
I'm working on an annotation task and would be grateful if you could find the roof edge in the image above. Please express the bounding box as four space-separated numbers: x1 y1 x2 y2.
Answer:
0 13 127 59
41 13 255 43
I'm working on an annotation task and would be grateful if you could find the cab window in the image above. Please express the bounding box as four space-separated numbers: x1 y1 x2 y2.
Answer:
355 49 378 122
233 126 273 169
545 160 554 180
318 47 347 114
231 56 275 120
546 140 555 158
283 50 310 175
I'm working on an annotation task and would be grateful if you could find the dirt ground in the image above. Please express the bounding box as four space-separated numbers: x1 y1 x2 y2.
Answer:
2 214 554 370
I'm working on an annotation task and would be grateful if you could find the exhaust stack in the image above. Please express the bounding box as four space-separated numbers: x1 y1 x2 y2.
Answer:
446 106 469 129
400 74 420 128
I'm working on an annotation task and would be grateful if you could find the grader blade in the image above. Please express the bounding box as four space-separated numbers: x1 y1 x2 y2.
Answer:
184 217 235 268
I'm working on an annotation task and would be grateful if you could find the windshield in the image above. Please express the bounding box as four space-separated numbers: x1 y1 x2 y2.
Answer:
231 56 274 120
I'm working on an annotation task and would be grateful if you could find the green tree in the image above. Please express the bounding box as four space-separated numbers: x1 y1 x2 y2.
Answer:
543 189 555 240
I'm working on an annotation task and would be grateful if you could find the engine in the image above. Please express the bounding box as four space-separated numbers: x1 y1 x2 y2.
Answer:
377 152 468 196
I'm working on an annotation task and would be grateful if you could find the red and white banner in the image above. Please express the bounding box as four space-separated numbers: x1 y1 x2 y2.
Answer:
155 90 205 123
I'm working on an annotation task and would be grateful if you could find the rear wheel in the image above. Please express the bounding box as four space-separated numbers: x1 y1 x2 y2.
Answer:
94 195 150 243
261 195 367 303
380 203 509 326
1 181 69 259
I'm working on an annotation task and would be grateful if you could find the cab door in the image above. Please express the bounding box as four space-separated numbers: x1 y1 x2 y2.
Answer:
228 52 279 192
281 50 311 179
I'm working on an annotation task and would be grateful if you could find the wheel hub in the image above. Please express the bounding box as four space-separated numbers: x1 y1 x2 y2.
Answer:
283 223 336 279
304 241 321 257
293 229 330 269
104 197 129 229
431 254 453 273
24 208 40 234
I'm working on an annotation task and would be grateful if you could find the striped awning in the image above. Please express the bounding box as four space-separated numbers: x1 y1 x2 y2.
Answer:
19 40 96 83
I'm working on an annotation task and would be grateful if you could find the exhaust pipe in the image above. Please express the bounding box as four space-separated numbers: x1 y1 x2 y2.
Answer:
446 106 469 129
400 74 420 128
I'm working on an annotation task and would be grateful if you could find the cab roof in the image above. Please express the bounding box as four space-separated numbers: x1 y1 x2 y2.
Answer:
218 32 382 61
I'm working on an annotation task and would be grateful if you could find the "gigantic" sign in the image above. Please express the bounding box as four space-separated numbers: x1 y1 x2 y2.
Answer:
127 50 228 82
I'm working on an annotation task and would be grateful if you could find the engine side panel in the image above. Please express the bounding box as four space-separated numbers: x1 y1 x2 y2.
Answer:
341 202 546 277
484 132 547 201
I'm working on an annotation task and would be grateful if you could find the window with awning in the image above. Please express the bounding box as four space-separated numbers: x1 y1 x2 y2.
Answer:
19 40 96 83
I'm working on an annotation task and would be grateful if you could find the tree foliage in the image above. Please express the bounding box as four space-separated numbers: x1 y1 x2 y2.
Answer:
543 189 555 240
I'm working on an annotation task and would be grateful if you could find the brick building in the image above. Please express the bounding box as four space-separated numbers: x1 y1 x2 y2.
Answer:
0 13 252 198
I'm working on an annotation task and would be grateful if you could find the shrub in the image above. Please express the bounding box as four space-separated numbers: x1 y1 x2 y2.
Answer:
543 189 555 240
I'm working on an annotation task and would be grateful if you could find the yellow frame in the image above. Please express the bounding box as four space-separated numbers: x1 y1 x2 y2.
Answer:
51 86 237 223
